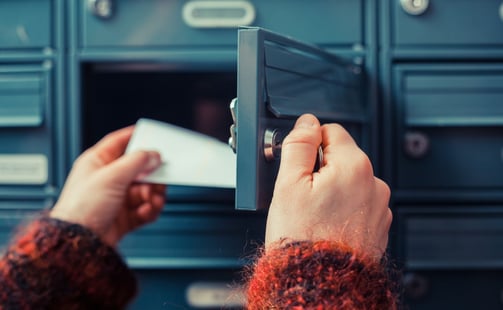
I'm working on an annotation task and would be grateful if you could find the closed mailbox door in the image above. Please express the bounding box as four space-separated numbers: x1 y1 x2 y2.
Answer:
395 64 503 190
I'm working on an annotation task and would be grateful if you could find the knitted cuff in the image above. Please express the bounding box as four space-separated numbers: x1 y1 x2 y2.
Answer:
0 216 137 309
246 241 398 310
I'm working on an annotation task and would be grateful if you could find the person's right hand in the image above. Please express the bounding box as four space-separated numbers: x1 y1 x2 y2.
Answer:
265 114 392 259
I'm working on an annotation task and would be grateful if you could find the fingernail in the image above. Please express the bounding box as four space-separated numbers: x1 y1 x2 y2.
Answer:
296 114 316 128
145 152 162 171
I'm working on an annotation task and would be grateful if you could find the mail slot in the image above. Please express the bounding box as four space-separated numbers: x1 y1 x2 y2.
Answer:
393 0 503 46
394 64 503 190
0 0 52 49
80 0 363 48
0 64 55 193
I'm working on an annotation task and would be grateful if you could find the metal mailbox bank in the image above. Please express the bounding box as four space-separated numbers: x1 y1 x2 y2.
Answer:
0 0 502 308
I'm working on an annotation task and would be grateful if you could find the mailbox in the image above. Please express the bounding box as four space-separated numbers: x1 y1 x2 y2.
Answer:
231 27 365 211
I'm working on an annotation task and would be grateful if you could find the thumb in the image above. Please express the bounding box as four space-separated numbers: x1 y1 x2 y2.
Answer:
102 150 162 186
276 114 322 183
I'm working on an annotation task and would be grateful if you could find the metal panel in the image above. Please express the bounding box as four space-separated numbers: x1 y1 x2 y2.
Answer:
394 64 503 189
130 268 244 310
234 27 364 211
393 0 503 46
119 203 266 268
399 208 503 269
0 64 54 191
0 71 47 127
0 0 52 49
80 0 362 48
402 270 503 309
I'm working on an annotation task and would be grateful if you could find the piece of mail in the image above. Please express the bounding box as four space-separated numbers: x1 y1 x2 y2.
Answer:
125 118 236 188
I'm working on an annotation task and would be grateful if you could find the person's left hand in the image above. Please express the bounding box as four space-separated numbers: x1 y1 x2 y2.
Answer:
50 126 166 247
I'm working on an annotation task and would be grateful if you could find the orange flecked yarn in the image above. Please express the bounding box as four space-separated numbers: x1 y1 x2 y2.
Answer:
0 216 137 309
245 241 400 310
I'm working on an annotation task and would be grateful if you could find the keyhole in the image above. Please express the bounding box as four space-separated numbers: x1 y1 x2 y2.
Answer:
404 131 430 159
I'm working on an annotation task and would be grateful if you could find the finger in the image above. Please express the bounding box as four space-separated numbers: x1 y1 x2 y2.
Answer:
136 199 164 224
320 123 358 167
375 177 391 206
276 114 322 183
128 183 166 209
102 150 162 187
153 183 167 194
89 126 136 165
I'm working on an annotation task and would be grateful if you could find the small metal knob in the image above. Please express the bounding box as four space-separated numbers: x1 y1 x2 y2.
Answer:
88 0 114 19
404 273 429 300
404 131 430 159
400 0 429 15
264 129 282 161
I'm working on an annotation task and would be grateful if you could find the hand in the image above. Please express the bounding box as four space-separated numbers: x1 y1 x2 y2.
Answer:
50 126 166 247
266 114 392 259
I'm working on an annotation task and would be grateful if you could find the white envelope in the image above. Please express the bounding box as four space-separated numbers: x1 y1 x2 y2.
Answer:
125 118 236 188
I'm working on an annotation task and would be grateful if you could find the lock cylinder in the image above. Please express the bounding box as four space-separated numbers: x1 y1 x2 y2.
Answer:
264 129 282 161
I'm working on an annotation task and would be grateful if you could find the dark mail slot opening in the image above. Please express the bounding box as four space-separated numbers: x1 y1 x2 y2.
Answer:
81 62 236 203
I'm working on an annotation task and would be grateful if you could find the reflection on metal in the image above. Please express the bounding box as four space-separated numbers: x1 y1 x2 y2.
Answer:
316 145 324 170
186 282 246 308
500 2 503 22
183 0 256 28
228 98 238 153
264 129 282 162
88 0 114 19
400 0 429 15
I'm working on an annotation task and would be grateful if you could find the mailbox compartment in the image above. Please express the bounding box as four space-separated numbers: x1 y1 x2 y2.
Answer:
397 207 503 269
401 270 503 309
119 203 266 268
80 0 363 48
0 0 52 49
393 0 503 46
397 207 503 308
234 27 365 211
394 64 503 190
131 268 245 309
0 64 55 193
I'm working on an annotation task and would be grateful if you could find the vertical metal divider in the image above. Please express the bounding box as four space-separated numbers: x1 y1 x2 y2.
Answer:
67 0 82 167
54 0 66 200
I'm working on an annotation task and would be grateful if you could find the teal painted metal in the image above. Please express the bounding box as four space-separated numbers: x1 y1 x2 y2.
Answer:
0 0 503 309
393 0 503 46
79 0 363 48
0 0 65 200
0 0 52 49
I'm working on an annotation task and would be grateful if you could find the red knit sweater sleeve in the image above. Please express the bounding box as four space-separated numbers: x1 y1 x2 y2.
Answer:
246 241 399 310
0 216 137 310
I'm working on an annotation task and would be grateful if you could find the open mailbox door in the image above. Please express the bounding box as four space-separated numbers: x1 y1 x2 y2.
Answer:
229 27 366 211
